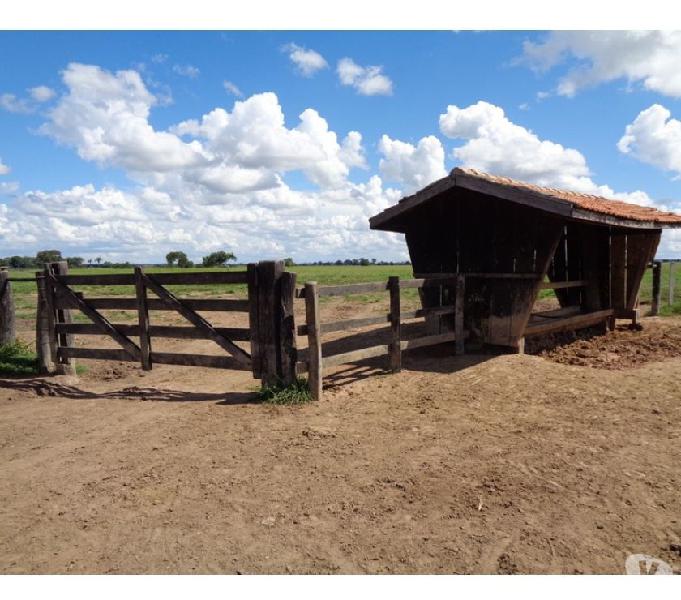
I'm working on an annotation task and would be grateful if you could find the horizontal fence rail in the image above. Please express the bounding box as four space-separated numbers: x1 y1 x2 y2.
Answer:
298 274 466 400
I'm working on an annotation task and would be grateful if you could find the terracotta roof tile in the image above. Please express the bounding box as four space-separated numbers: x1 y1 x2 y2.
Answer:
454 168 681 225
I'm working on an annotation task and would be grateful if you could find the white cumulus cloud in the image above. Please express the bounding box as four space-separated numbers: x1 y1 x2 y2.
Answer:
283 43 328 77
0 93 32 114
521 31 681 98
337 58 393 96
0 158 9 175
29 85 56 102
618 104 681 177
439 100 655 205
223 80 243 97
172 64 200 78
41 63 207 172
378 135 447 193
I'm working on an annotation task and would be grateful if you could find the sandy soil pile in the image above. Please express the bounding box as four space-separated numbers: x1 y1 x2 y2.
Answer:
527 318 681 369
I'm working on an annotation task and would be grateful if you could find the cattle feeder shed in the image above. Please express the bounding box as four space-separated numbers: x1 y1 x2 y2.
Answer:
370 168 681 352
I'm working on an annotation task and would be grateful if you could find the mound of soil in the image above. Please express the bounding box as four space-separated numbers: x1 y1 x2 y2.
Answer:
526 318 681 369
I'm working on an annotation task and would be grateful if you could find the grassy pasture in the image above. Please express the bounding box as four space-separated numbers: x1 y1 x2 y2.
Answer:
6 262 681 326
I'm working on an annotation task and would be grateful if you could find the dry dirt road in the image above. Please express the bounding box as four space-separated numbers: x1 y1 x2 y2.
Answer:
1 317 680 574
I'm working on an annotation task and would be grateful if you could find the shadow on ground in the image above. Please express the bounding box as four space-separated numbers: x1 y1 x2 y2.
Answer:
0 379 259 405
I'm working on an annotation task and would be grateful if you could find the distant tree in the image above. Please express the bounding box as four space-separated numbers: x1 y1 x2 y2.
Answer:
36 250 63 266
9 256 36 269
283 257 294 267
66 256 84 268
95 257 102 265
166 251 189 267
359 258 371 266
202 251 236 268
87 258 93 266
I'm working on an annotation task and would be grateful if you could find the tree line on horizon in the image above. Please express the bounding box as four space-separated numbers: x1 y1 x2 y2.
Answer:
1 249 410 269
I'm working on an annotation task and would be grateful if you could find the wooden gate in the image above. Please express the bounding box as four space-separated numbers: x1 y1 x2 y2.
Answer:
36 260 297 386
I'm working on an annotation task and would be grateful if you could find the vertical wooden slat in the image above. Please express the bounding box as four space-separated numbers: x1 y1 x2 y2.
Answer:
455 274 465 355
134 266 152 371
279 270 297 385
256 260 284 386
49 261 75 375
247 263 261 378
305 282 322 401
651 260 662 316
42 267 59 368
388 276 401 372
610 233 627 311
35 273 52 374
668 262 675 307
0 269 15 346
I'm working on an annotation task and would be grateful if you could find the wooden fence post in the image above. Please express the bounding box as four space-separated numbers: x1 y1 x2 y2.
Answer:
35 272 52 374
255 260 284 386
0 268 15 346
134 266 152 370
247 263 261 379
651 260 662 316
455 274 465 355
305 282 322 401
669 262 675 307
279 270 297 385
388 276 401 372
48 261 76 375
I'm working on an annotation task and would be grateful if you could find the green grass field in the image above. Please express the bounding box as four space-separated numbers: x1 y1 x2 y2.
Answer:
7 262 681 326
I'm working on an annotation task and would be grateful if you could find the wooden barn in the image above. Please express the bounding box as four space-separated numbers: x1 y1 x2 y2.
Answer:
370 168 681 352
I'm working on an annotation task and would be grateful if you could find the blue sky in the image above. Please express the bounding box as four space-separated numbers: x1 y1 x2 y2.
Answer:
2 31 681 262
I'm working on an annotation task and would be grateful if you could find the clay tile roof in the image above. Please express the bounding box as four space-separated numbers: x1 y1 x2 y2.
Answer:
454 168 681 225
370 167 681 230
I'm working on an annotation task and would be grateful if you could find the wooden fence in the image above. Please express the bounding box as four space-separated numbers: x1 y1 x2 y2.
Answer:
650 259 681 315
31 260 296 385
295 275 466 400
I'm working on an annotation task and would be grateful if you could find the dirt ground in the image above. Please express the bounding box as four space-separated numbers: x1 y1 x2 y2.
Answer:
1 301 680 574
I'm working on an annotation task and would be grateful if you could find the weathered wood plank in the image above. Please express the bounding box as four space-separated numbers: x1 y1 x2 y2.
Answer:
322 344 390 368
414 272 539 280
255 260 283 385
539 280 588 290
317 281 388 297
610 233 627 310
401 306 456 320
388 276 401 372
49 271 141 361
530 306 581 320
134 267 152 370
247 263 261 377
49 262 76 374
455 274 465 355
279 270 297 385
144 273 250 366
35 274 52 374
58 347 135 362
400 331 460 351
305 282 322 400
524 309 614 337
298 314 390 336
0 270 15 345
151 352 252 370
54 323 251 340
54 295 249 312
651 261 662 316
58 271 248 286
